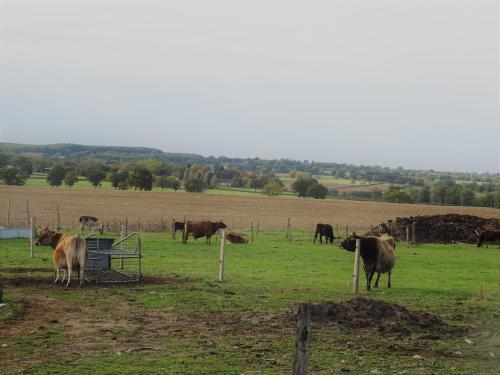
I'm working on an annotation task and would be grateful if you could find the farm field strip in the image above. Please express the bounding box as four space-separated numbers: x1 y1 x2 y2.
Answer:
2 186 500 232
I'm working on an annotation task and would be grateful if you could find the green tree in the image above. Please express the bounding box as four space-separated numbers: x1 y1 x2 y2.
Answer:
307 183 329 199
209 175 217 189
263 181 283 196
64 170 78 188
47 164 67 187
0 167 27 185
292 177 317 197
231 175 243 188
109 170 129 189
129 166 153 191
12 156 33 178
382 185 413 203
460 188 476 206
86 164 107 188
156 175 169 191
166 175 181 191
184 178 204 192
418 186 431 204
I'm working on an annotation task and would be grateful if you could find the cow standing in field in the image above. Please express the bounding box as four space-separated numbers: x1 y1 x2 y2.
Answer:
79 215 99 233
172 221 185 235
340 233 396 291
182 221 227 244
313 223 335 244
476 230 500 248
35 227 88 287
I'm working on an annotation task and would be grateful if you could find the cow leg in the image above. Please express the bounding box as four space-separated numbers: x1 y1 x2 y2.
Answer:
387 270 392 288
374 273 381 288
366 271 375 291
54 268 60 283
313 231 317 244
66 259 72 287
61 269 66 283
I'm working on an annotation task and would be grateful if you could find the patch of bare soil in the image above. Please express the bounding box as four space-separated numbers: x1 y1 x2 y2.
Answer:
306 297 462 338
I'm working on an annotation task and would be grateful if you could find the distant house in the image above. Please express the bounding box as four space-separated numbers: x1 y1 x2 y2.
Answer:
216 179 232 187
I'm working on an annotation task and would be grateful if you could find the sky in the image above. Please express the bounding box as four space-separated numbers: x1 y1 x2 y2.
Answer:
0 1 499 172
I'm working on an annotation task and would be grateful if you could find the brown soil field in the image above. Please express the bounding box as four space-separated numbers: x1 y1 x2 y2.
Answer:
2 186 500 232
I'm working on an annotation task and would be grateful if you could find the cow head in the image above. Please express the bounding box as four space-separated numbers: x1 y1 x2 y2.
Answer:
340 232 360 252
216 221 227 230
35 227 57 247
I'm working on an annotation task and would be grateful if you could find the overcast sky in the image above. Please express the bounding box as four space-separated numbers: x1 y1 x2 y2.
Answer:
1 1 498 172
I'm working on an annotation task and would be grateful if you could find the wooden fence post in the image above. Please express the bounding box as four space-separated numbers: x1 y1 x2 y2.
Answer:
292 302 312 375
56 205 61 231
289 223 292 241
406 225 410 245
353 239 361 295
183 217 187 244
286 218 290 239
120 223 124 269
26 200 30 229
6 199 10 228
256 221 260 236
125 216 128 236
412 222 416 244
251 222 254 242
172 219 176 240
346 224 349 238
29 216 34 258
218 229 225 282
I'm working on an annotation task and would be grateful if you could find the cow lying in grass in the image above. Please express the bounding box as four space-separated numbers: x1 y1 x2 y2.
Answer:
340 233 396 291
35 227 88 287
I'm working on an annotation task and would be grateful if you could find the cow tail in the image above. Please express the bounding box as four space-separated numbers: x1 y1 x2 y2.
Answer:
77 235 87 285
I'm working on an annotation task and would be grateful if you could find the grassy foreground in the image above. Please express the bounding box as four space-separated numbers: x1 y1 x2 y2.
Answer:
0 231 499 374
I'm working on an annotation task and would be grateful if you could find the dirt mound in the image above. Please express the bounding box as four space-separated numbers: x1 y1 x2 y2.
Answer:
308 297 458 336
369 214 500 243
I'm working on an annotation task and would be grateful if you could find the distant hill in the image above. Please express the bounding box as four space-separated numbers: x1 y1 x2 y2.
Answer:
0 142 207 165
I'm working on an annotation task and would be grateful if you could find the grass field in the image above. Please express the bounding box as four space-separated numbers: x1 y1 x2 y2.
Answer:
0 231 499 374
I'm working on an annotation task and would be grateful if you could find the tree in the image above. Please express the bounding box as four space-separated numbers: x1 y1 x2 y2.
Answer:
85 163 107 188
0 167 27 185
109 170 129 189
307 183 329 199
231 175 243 188
184 178 204 192
12 156 33 178
418 186 431 204
382 185 413 203
64 170 78 188
156 175 169 191
47 164 66 186
460 188 476 206
209 175 217 189
292 177 317 197
263 181 283 196
129 166 153 191
166 175 180 191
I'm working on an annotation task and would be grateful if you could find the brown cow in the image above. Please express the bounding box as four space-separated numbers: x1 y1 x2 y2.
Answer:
182 221 227 244
226 233 248 244
476 230 500 248
340 233 396 291
35 227 88 287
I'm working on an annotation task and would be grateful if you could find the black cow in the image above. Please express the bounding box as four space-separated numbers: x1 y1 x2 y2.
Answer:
340 233 396 291
172 221 185 234
313 223 335 244
476 230 500 248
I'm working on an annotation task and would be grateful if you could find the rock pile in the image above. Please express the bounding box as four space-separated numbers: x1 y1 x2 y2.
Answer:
369 214 500 244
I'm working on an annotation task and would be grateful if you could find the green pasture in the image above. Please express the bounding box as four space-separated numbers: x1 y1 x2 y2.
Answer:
1 231 499 374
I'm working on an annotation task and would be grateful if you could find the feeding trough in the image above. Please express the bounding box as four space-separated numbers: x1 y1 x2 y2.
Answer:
84 232 142 284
